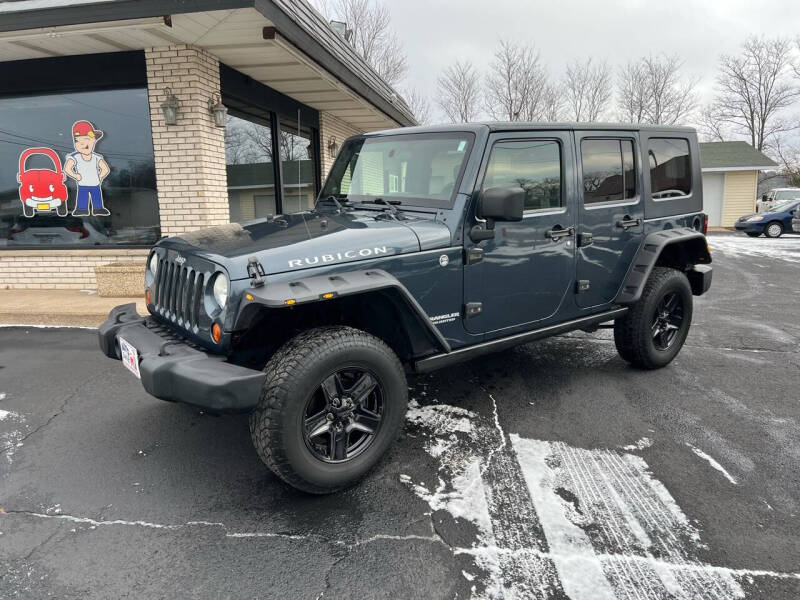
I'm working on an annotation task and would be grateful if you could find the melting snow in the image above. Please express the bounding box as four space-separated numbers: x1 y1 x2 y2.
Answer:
621 437 653 451
686 444 738 485
708 234 800 263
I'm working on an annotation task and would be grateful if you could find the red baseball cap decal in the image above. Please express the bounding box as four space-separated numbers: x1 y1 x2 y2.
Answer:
73 120 103 139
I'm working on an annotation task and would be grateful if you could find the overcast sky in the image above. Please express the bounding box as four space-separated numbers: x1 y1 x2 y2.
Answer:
382 0 800 124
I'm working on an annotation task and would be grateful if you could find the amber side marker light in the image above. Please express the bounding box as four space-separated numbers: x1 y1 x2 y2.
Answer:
245 293 254 301
211 323 222 343
321 292 335 300
145 289 151 304
284 299 296 306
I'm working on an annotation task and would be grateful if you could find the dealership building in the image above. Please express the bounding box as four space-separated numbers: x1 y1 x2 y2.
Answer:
0 0 414 292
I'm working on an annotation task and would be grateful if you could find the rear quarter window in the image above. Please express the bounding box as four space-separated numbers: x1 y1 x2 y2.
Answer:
649 138 691 200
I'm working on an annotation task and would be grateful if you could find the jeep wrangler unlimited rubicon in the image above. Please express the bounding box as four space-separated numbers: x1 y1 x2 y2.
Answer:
99 123 712 493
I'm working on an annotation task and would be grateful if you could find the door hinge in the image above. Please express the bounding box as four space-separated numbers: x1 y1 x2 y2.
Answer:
464 302 483 318
465 247 484 265
576 280 590 293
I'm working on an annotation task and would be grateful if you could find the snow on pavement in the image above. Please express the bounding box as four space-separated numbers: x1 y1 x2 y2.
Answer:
403 389 798 599
708 233 800 263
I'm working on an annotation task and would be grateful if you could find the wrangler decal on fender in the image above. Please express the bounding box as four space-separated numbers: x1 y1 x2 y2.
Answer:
287 246 389 269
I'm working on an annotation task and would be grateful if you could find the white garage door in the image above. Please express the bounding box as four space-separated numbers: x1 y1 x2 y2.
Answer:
702 172 725 227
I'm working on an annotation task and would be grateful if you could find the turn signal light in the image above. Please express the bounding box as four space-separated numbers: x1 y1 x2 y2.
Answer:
211 323 222 343
284 299 296 306
145 289 151 305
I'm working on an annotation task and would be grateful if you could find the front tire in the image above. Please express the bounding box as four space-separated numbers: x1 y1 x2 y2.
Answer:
614 267 693 370
765 222 783 238
249 326 407 494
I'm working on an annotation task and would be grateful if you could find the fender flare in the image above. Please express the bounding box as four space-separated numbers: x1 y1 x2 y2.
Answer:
235 268 451 354
615 227 711 304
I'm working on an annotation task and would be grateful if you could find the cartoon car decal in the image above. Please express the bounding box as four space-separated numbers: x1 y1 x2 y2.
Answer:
17 147 69 217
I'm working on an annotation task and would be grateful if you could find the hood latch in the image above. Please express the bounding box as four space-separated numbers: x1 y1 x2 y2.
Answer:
247 256 266 287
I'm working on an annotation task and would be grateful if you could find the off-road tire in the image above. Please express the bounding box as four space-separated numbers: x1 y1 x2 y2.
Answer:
745 232 760 238
614 267 693 370
765 221 783 238
249 326 407 494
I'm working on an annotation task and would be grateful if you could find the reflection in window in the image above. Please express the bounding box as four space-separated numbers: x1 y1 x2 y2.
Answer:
0 87 159 246
649 138 691 199
279 119 316 214
482 140 562 211
225 113 276 223
581 139 636 204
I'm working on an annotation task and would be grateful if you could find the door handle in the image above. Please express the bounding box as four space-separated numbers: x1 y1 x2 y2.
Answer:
616 216 642 230
545 226 575 240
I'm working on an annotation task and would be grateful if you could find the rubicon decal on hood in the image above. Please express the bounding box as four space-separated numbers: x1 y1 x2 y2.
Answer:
288 246 389 269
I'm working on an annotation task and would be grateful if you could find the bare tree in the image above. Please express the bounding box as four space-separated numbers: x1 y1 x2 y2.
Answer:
315 0 407 86
564 58 612 122
484 40 558 121
437 60 481 123
709 37 799 152
539 82 563 122
617 55 697 125
403 87 432 125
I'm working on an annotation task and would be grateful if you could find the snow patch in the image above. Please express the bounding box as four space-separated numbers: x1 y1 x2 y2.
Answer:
708 234 800 264
620 437 653 451
686 443 738 485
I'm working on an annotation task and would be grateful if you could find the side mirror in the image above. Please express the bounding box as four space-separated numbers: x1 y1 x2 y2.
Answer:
478 187 524 222
761 194 768 201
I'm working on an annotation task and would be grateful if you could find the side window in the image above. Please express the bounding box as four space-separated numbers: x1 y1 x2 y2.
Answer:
581 138 636 204
649 138 691 199
482 140 562 211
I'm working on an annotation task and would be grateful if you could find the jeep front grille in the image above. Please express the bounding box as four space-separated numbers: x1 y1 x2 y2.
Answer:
153 258 205 330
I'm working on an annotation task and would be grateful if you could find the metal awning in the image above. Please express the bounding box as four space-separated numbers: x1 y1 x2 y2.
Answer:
0 0 415 131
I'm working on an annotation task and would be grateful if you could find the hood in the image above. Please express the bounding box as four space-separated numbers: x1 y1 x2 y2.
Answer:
157 210 451 279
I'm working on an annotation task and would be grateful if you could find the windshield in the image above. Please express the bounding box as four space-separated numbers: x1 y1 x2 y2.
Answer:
320 132 474 208
769 200 798 213
774 190 800 202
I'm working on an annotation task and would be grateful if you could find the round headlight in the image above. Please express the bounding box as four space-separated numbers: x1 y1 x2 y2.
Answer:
212 272 229 309
148 253 158 276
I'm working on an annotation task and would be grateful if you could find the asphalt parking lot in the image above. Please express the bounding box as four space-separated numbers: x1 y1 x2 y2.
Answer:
1 232 799 599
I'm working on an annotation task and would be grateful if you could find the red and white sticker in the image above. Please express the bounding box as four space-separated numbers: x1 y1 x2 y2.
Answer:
119 337 140 379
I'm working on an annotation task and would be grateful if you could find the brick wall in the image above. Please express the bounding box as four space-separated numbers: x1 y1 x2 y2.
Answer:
146 45 229 236
0 250 148 291
319 112 363 179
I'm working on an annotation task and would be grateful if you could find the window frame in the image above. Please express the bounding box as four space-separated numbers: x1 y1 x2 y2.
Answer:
647 137 693 203
579 136 640 210
479 137 566 217
0 52 159 250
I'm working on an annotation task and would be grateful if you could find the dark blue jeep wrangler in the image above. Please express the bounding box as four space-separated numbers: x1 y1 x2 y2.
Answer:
99 123 712 493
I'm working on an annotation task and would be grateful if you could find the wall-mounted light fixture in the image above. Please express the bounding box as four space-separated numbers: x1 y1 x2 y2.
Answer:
327 136 338 159
208 92 228 128
160 88 179 126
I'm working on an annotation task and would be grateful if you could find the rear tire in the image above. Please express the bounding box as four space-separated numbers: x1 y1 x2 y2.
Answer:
614 267 693 370
249 326 407 494
765 222 783 238
745 232 761 238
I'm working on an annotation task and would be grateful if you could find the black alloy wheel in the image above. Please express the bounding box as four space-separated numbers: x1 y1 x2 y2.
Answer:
302 367 384 463
651 292 685 351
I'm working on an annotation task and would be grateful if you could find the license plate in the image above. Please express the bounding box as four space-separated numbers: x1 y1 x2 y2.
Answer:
37 203 50 210
119 337 141 379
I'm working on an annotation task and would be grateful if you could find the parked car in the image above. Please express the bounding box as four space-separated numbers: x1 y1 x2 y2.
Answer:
6 215 110 245
99 123 712 494
735 200 800 238
756 188 800 213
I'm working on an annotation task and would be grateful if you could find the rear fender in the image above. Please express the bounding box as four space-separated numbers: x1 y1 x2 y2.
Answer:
615 227 712 304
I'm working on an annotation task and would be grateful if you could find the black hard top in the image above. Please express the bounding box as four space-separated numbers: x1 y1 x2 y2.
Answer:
365 122 696 136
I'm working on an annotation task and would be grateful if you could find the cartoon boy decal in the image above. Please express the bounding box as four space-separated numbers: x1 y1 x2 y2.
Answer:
64 120 111 216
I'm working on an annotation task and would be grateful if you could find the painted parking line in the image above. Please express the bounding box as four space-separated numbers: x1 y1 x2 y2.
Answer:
403 394 798 599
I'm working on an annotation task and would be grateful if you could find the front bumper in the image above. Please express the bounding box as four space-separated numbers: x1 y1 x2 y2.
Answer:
99 303 265 413
734 221 764 233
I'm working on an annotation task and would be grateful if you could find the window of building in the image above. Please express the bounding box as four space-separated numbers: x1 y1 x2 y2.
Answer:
0 87 159 247
225 112 277 223
581 138 636 204
482 140 562 211
649 138 691 199
279 118 316 214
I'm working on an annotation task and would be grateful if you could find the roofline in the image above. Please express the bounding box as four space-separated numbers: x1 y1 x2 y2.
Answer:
0 0 415 128
701 166 777 172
